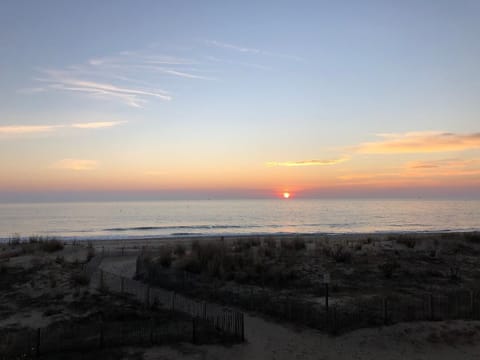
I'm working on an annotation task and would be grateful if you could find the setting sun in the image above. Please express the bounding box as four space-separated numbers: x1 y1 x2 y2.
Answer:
283 192 291 199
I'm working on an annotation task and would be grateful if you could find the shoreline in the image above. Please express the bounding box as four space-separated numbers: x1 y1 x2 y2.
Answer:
2 229 479 244
62 230 480 251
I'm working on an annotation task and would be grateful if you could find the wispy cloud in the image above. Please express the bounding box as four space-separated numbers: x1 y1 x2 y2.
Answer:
266 157 349 167
71 121 126 129
357 132 480 154
29 49 215 107
205 40 304 62
50 159 98 171
206 40 262 54
338 157 480 184
406 158 477 169
0 121 125 136
0 125 60 135
41 71 171 108
403 158 480 178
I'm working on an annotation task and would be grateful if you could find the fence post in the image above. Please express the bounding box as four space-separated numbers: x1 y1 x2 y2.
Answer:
150 319 154 345
192 318 196 344
469 290 475 320
241 313 245 341
36 328 41 358
99 321 104 349
331 306 337 335
429 294 434 320
121 247 125 256
146 286 151 307
100 270 105 291
383 298 388 325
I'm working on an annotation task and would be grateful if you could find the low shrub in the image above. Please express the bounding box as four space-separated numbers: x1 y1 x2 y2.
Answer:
464 232 480 243
178 255 202 274
86 242 95 261
324 244 352 263
71 272 90 286
263 237 276 249
41 238 64 253
173 243 186 257
158 247 173 268
378 260 400 279
280 237 306 251
395 236 417 249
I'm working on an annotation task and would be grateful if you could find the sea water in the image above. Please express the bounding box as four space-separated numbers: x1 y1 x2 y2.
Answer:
0 199 479 241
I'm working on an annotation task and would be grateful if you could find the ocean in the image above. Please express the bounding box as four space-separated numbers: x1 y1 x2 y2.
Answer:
0 199 479 241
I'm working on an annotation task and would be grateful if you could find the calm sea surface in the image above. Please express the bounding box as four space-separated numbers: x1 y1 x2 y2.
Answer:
0 199 479 241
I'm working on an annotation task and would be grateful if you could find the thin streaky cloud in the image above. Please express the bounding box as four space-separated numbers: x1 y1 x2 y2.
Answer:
71 121 126 129
357 131 480 154
205 40 261 54
0 121 125 136
266 157 349 167
158 69 213 80
32 49 209 107
50 159 98 171
406 158 477 169
205 39 304 62
0 125 61 135
41 72 172 108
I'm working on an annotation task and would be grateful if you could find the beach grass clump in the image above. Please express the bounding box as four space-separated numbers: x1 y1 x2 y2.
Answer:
158 246 173 268
40 238 64 253
265 264 297 287
394 235 417 249
448 263 461 282
178 255 202 274
232 238 261 252
8 233 21 246
464 232 480 244
378 260 400 279
71 271 90 286
173 243 186 257
86 242 95 261
257 245 275 259
324 244 352 263
191 240 226 267
280 237 306 251
263 237 276 249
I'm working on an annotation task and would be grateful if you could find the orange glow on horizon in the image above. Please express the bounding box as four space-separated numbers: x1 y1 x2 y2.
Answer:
283 192 291 199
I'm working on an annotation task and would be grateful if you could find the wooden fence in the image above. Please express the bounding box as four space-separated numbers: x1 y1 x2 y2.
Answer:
0 317 216 359
134 251 480 334
90 266 245 341
218 284 480 334
0 251 245 359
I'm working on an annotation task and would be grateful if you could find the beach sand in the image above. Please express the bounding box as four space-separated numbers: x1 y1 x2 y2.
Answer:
1 232 480 359
91 232 480 359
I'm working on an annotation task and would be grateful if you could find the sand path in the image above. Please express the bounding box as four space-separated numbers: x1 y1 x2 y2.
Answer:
98 256 480 360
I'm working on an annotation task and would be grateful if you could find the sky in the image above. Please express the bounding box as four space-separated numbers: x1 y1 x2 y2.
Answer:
1 0 480 201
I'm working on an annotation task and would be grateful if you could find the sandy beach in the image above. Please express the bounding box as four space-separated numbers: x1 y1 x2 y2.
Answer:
1 232 480 359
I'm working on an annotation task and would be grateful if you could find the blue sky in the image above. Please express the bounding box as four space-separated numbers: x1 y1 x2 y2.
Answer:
1 0 480 201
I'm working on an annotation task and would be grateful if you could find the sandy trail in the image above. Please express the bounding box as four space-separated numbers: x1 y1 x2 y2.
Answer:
142 314 480 360
99 255 480 360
